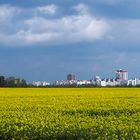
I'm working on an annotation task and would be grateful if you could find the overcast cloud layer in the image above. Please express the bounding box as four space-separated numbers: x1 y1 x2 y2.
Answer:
1 1 140 82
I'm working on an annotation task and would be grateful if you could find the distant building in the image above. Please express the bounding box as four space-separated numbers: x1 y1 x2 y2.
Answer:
55 80 76 86
101 80 106 87
77 80 92 85
67 73 76 81
33 81 50 87
94 76 101 86
101 78 119 87
116 69 128 81
127 78 140 86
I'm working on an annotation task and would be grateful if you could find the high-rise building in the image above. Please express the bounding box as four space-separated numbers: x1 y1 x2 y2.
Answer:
67 73 76 81
116 69 128 81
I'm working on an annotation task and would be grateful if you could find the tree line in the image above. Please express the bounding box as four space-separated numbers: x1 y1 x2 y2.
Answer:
0 76 27 87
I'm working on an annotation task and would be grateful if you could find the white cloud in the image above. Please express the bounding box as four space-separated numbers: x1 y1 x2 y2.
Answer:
36 4 57 15
1 3 140 48
2 3 140 48
0 4 110 47
22 15 109 44
73 3 89 14
0 5 20 22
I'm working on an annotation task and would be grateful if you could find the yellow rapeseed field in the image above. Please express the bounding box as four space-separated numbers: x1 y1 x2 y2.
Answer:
0 88 139 139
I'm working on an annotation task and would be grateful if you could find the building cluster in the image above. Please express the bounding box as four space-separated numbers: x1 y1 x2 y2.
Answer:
32 69 140 87
53 70 140 87
32 81 50 87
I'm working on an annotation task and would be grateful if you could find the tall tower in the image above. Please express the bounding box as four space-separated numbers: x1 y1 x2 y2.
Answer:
116 69 128 81
67 73 76 81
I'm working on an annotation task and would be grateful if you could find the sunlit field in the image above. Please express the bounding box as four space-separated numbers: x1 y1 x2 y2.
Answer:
0 88 139 139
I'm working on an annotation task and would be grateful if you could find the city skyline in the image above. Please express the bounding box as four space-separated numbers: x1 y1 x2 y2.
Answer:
33 69 140 87
1 0 140 82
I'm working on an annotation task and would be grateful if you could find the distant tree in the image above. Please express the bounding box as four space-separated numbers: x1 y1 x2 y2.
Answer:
0 76 5 87
0 75 28 87
6 77 15 87
20 79 27 87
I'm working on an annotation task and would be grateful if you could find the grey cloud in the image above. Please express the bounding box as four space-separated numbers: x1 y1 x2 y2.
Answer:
1 3 140 48
0 4 109 47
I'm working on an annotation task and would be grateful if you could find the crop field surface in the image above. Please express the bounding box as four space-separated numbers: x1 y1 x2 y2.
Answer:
0 88 140 139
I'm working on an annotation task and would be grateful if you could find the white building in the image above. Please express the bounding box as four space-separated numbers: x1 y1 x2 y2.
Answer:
127 78 140 86
100 78 120 87
33 81 50 86
55 80 77 85
77 80 92 85
116 69 128 81
94 76 101 86
101 80 106 86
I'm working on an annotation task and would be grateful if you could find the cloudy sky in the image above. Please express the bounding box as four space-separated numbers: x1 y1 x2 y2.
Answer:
0 0 140 82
